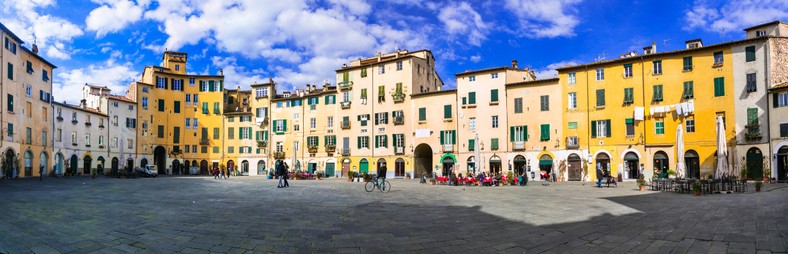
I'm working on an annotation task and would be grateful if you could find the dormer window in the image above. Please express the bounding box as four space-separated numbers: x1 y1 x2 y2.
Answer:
756 30 766 37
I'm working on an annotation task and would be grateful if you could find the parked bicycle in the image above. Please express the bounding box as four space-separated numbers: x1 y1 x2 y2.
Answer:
365 176 391 193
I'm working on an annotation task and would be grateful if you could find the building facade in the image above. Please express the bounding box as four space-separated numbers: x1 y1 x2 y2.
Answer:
52 101 109 176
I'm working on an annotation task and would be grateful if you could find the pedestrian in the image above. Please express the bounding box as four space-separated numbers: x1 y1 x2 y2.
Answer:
283 162 290 188
596 166 603 188
39 165 44 181
222 167 228 179
227 167 231 179
276 161 284 188
214 167 220 179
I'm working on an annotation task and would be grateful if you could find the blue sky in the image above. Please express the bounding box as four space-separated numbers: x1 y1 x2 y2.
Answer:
1 0 786 103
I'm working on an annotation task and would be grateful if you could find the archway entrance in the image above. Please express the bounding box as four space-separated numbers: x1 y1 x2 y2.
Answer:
69 155 78 176
172 160 181 175
777 146 788 182
200 160 209 175
685 150 700 179
241 160 249 175
513 155 526 176
83 155 92 175
746 147 763 180
538 154 552 178
325 160 335 177
414 144 433 178
39 151 48 177
111 157 119 176
567 154 582 181
153 146 166 175
191 160 198 175
126 158 134 171
595 153 610 179
24 150 32 176
341 158 350 177
258 160 266 176
359 159 369 174
2 149 16 178
183 160 191 175
395 158 404 177
441 154 456 176
624 152 639 179
307 161 317 174
377 158 387 177
55 153 64 176
467 156 476 175
96 156 105 175
653 151 668 177
140 158 148 168
490 155 502 175
227 160 235 174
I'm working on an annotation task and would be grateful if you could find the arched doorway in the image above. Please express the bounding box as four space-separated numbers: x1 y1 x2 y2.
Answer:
513 155 526 176
377 158 387 178
83 155 92 175
153 146 166 175
595 153 610 180
126 158 134 171
191 160 198 175
39 151 48 177
341 158 351 177
140 158 148 168
359 159 369 174
55 153 64 176
414 144 433 178
258 160 266 176
97 156 105 175
624 152 639 180
441 154 456 176
490 155 502 175
653 151 669 177
307 160 317 174
538 154 553 178
241 160 249 175
172 160 181 175
467 156 476 175
111 157 119 176
3 149 17 178
395 158 405 177
746 147 763 180
183 160 191 175
685 150 700 179
227 160 235 174
325 159 335 177
24 150 32 177
69 155 78 176
567 154 582 181
200 160 209 175
777 146 788 182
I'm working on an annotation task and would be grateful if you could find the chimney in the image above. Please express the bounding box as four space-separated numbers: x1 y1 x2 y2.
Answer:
31 44 38 55
219 69 224 76
342 63 347 68
512 60 518 69
377 51 382 62
79 99 87 109
651 41 657 53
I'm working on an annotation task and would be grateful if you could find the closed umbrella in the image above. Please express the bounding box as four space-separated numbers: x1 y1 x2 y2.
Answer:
715 116 728 179
676 124 685 179
474 133 480 176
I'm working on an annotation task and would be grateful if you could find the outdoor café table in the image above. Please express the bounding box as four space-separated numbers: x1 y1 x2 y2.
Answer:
651 178 659 191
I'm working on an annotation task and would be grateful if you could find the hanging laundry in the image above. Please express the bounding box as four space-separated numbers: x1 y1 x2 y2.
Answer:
676 104 683 115
634 107 645 120
649 107 654 116
688 100 694 113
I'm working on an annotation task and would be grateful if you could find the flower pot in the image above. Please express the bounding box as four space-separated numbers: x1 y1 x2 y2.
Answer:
639 185 645 191
693 190 701 196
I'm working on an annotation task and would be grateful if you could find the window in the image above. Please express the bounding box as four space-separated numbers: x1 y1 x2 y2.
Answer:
652 60 662 75
228 128 234 139
200 81 207 92
85 134 90 147
310 118 316 129
256 88 268 98
443 105 452 119
214 102 220 114
360 68 367 78
652 85 663 102
327 117 333 128
142 87 149 93
757 30 767 37
193 118 197 129
173 79 182 91
228 147 234 154
568 122 577 129
4 37 17 54
71 112 77 122
683 81 694 99
492 116 498 128
26 61 33 74
714 77 725 97
746 73 757 93
625 118 634 136
157 125 164 138
491 73 498 79
491 89 499 102
568 93 577 109
713 51 723 66
6 123 12 138
540 124 550 141
686 118 695 133
156 77 166 88
439 130 456 145
746 46 756 62
378 65 385 74
623 88 634 104
7 62 13 80
623 64 632 78
186 94 191 105
359 136 369 149
468 92 476 104
142 97 148 109
418 108 426 121
568 72 576 84
113 116 118 126
98 135 103 146
173 101 180 113
776 92 788 107
188 77 195 86
596 89 605 107
511 126 527 141
213 147 219 153
779 123 788 137
396 61 402 71
655 121 665 134
682 56 693 72
490 138 499 150
25 85 31 97
213 127 219 139
469 76 476 82
374 135 388 148
591 120 611 138
158 99 165 112
540 95 549 111
469 117 476 130
25 127 31 144
71 132 76 144
596 68 604 80
56 129 61 142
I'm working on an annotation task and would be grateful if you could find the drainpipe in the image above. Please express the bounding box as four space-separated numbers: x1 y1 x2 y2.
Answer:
640 56 647 161
763 38 772 176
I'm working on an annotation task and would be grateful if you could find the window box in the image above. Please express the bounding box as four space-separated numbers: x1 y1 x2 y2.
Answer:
395 146 404 155
341 121 351 129
712 63 723 68
274 151 286 159
200 139 210 145
745 131 762 141
85 122 92 127
340 101 351 109
56 116 63 121
72 142 78 146
338 81 353 90
512 141 525 151
325 144 336 153
392 93 405 103
308 146 318 154
394 116 404 125
99 145 105 149
98 124 105 129
85 144 91 147
257 140 267 147
71 120 78 124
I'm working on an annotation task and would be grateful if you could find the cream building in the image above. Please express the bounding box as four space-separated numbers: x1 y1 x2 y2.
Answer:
251 81 273 176
82 85 138 175
52 101 109 176
410 89 457 178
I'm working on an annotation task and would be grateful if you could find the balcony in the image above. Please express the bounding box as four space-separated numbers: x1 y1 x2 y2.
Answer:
340 101 351 109
512 141 525 151
308 146 318 154
745 124 762 141
257 140 267 147
341 121 351 129
395 146 404 155
56 116 63 122
274 151 286 159
392 93 405 103
442 144 453 153
325 145 336 153
338 81 353 90
85 122 92 127
394 116 404 125
341 149 350 156
71 119 78 124
566 136 579 149
200 139 210 145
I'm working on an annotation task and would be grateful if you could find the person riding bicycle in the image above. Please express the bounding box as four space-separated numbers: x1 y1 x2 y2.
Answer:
377 161 387 183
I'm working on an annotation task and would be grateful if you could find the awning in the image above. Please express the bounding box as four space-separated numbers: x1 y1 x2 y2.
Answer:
440 153 457 163
539 160 553 166
513 158 527 162
625 118 634 124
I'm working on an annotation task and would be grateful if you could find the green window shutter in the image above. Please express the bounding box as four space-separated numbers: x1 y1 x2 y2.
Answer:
591 120 597 138
596 89 605 106
419 108 426 121
283 119 287 132
746 46 756 62
491 89 498 102
775 93 780 108
523 126 528 141
452 130 457 144
361 88 367 98
378 86 384 97
469 92 476 104
443 105 451 119
264 130 268 140
256 131 259 140
469 139 474 151
375 136 379 148
396 83 402 93
714 77 725 96
342 72 349 82
357 137 361 149
238 128 242 140
510 127 515 142
491 138 498 150
462 97 466 105
606 120 612 137
383 136 388 147
440 131 445 145
540 124 550 141
747 108 758 125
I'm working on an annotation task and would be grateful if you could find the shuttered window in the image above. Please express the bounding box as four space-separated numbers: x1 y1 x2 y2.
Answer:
745 46 756 62
491 89 499 102
540 95 549 111
540 124 550 141
714 77 725 97
652 85 663 102
443 105 451 119
419 108 426 121
468 92 476 104
596 89 605 107
623 88 634 104
683 81 694 99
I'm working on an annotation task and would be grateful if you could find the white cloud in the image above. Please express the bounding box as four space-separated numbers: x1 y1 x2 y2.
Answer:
504 0 582 38
327 0 371 16
438 2 488 46
470 54 482 63
683 0 788 33
85 0 148 37
211 56 270 90
534 60 578 79
0 0 83 59
54 61 140 104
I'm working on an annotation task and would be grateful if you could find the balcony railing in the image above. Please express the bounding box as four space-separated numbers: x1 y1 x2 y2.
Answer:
745 124 762 141
340 101 351 109
442 144 453 153
341 149 350 156
325 145 336 153
512 141 525 151
392 93 405 103
395 146 404 155
200 139 210 145
257 140 267 147
308 146 318 154
566 136 579 149
394 116 404 125
341 121 351 129
274 151 286 159
338 81 353 90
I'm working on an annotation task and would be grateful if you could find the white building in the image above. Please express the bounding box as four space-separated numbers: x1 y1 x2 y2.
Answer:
52 101 109 176
82 85 138 174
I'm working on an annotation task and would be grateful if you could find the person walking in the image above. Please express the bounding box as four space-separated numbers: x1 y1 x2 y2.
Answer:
222 167 228 179
214 167 220 179
596 165 603 188
282 162 290 188
276 161 284 188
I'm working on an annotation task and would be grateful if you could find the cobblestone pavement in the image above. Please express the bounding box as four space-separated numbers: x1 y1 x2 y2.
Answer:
0 176 786 253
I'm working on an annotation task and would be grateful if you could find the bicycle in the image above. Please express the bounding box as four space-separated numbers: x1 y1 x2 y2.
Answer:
365 176 391 193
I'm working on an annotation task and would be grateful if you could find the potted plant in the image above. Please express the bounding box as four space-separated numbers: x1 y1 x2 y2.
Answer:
316 171 325 180
362 172 373 182
507 171 515 186
755 181 762 192
692 182 702 196
763 166 771 183
636 176 647 191
667 169 676 179
405 172 411 180
347 171 357 182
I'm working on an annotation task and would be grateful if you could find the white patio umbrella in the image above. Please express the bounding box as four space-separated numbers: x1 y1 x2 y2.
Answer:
676 124 686 179
715 116 729 179
474 133 480 176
